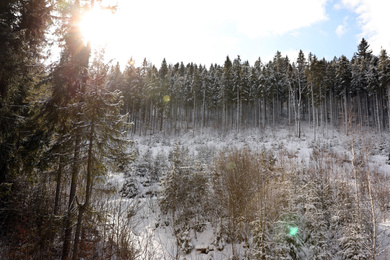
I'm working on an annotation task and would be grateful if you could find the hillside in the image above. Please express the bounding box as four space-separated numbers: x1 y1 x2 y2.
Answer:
112 125 390 259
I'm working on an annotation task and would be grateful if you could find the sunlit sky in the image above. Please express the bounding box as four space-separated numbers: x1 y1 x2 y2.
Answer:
85 0 390 68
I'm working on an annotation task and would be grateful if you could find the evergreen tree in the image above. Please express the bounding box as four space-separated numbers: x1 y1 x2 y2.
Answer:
350 38 373 128
221 56 233 130
273 213 305 260
0 0 52 182
294 50 307 137
71 50 134 259
49 1 93 258
336 55 352 134
232 56 243 130
300 180 332 259
0 1 53 255
339 223 371 259
378 49 390 130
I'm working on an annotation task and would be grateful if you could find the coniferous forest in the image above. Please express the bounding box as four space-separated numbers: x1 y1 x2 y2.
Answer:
1 0 390 259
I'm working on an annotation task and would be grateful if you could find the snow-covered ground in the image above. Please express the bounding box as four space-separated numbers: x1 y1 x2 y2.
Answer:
107 125 390 259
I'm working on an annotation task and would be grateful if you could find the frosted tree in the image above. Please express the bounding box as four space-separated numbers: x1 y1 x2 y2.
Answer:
71 49 135 259
273 213 305 259
221 56 233 131
300 180 332 259
378 49 390 130
159 144 187 220
293 50 307 138
366 56 382 131
336 55 352 135
159 144 209 254
339 223 371 259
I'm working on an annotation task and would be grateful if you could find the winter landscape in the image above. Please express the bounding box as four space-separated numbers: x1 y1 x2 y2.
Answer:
2 0 390 259
119 126 390 259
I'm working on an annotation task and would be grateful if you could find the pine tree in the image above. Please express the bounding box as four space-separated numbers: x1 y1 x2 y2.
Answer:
50 1 93 258
0 1 52 255
0 0 52 182
350 38 373 128
232 56 243 130
339 223 371 259
378 49 390 130
221 56 233 131
366 56 382 131
71 49 134 259
273 213 304 260
306 54 327 140
325 58 338 128
336 55 352 134
294 50 307 138
301 180 332 259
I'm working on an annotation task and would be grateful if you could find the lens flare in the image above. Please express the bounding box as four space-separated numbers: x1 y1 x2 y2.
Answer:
163 95 170 103
289 226 298 236
226 162 236 170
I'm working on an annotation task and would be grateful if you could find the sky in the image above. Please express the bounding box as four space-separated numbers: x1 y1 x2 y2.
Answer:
92 0 390 68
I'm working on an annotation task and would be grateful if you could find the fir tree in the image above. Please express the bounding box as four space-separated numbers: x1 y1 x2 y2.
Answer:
378 49 390 130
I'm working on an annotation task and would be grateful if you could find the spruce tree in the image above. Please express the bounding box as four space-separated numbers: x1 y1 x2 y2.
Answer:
0 1 52 253
378 49 390 130
336 55 352 134
72 49 134 259
295 50 307 138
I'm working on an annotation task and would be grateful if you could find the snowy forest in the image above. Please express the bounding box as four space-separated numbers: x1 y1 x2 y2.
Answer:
1 0 390 259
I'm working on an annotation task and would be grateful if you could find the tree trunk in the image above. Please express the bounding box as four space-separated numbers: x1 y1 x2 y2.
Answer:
263 98 266 129
62 130 81 260
272 93 275 128
236 87 240 131
202 87 206 130
388 85 390 130
351 145 362 228
375 93 381 132
73 115 95 260
54 156 64 216
367 169 377 260
344 88 348 135
324 92 328 136
193 91 196 133
329 88 333 129
311 83 316 141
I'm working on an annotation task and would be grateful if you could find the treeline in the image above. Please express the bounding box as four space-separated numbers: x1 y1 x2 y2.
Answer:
114 38 390 138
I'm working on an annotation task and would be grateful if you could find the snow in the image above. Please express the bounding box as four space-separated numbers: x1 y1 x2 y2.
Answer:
106 125 390 259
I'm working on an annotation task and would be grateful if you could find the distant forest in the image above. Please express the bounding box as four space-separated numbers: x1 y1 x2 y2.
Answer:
1 0 390 259
114 38 390 138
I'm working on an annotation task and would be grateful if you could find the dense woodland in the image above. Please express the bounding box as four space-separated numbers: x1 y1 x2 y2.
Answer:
117 38 390 138
1 0 390 259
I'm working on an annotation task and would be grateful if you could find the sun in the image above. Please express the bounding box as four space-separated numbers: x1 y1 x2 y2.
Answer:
79 5 115 47
77 2 135 68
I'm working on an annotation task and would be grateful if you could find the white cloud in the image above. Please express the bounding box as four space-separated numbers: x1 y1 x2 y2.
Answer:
342 0 390 54
99 0 330 66
333 3 343 10
336 25 346 37
210 0 329 38
336 16 348 37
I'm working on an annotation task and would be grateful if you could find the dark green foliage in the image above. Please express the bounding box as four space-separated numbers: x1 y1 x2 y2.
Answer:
0 2 53 253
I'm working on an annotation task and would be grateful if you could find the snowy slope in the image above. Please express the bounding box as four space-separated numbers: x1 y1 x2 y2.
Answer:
108 125 390 259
